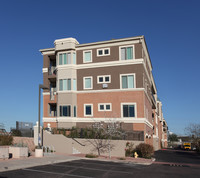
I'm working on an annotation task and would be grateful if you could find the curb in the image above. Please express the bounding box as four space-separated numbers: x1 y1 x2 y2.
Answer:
79 156 154 165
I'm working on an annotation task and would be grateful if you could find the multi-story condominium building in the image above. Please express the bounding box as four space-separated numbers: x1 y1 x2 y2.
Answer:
153 99 168 149
40 36 167 147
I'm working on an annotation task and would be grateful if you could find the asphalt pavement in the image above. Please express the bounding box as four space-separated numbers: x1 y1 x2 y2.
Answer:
0 149 200 178
154 149 200 166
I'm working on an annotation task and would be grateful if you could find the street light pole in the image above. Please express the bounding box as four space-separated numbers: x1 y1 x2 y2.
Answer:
38 84 48 148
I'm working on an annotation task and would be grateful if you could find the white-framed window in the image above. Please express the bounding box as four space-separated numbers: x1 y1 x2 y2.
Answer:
119 45 135 60
59 79 71 91
83 50 92 63
83 76 93 89
59 52 71 65
84 104 93 117
97 48 110 56
120 73 136 89
121 103 137 118
97 75 111 84
98 103 112 111
59 78 77 91
60 105 71 117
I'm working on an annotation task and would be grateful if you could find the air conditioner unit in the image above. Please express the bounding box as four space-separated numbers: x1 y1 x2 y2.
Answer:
102 83 108 89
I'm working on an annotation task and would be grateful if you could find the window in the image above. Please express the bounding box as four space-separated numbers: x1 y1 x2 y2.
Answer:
122 103 136 118
73 79 76 91
97 75 111 83
104 49 109 55
105 76 110 82
73 52 76 64
99 77 103 83
59 53 71 65
84 77 93 89
84 104 93 116
83 50 92 63
98 50 103 56
60 105 71 117
59 79 71 91
74 106 76 117
121 74 135 89
97 48 110 56
98 103 112 111
106 104 111 110
120 46 134 60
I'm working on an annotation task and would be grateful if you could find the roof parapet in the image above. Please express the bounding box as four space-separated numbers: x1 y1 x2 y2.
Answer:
54 37 79 51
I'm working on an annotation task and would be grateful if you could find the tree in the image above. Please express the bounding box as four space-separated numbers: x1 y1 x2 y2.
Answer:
185 123 200 151
168 133 178 142
86 121 123 157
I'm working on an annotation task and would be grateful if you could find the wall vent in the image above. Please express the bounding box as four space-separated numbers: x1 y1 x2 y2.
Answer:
102 84 108 88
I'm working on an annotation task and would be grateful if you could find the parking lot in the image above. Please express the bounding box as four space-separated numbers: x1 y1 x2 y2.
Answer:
1 150 200 178
0 159 145 178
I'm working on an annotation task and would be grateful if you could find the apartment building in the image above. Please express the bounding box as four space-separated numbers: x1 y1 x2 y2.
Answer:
153 99 168 150
40 36 167 147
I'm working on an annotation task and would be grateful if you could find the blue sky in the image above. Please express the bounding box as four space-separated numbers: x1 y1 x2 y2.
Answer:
0 0 199 135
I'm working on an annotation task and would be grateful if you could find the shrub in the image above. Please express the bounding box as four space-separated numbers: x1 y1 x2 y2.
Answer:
0 135 13 145
135 143 154 159
85 153 98 158
125 142 134 157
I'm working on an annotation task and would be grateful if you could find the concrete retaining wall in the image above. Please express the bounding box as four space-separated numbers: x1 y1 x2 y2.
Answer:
0 146 9 159
43 131 73 154
9 147 28 158
43 131 144 157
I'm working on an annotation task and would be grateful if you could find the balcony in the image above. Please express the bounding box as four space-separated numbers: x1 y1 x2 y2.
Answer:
48 66 56 82
50 87 56 101
49 103 57 117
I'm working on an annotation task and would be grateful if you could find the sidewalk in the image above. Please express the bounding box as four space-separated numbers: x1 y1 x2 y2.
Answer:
0 153 154 173
0 153 80 172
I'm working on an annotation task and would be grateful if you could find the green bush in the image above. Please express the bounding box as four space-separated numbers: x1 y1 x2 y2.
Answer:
85 153 98 158
0 135 13 145
135 143 154 159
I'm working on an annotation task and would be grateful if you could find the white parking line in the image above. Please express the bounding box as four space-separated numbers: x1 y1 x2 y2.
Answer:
22 168 93 178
